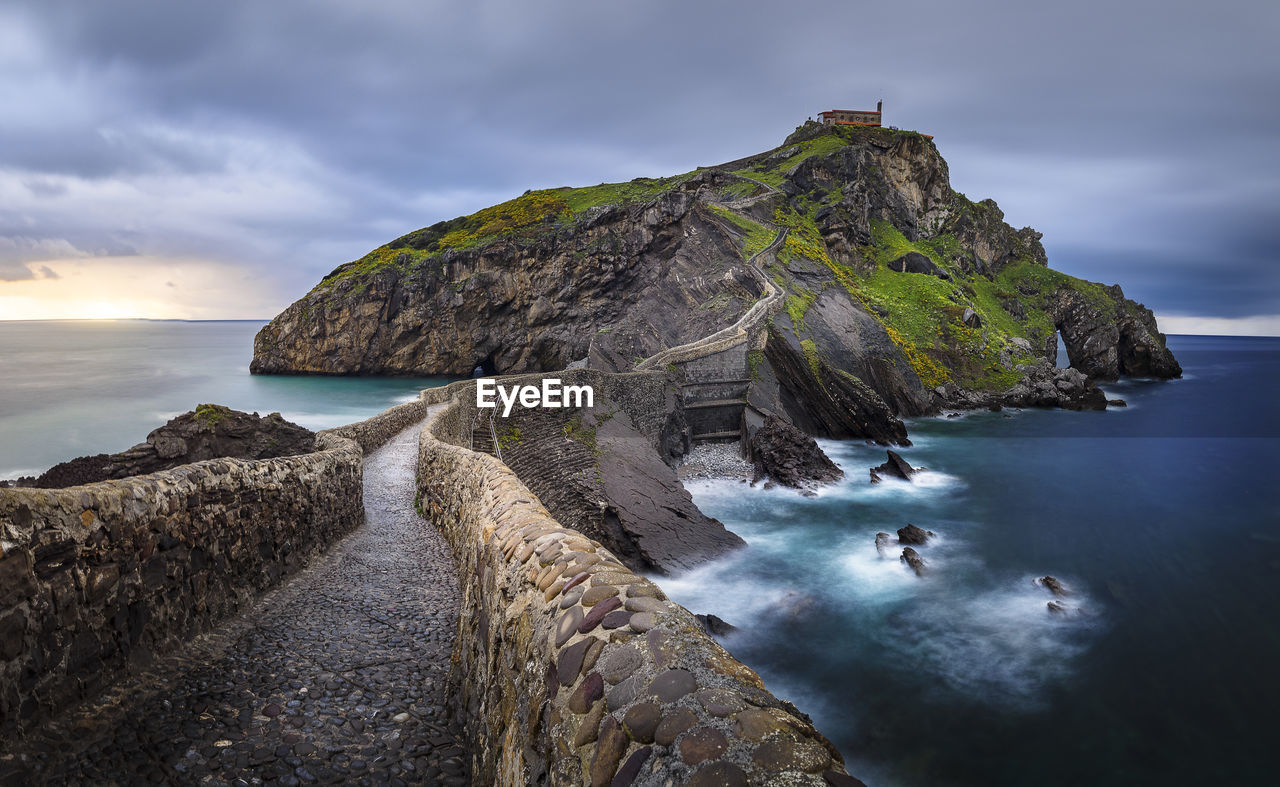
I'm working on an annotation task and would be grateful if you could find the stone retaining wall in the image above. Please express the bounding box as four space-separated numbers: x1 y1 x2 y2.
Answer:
417 395 862 786
0 400 429 740
680 342 749 384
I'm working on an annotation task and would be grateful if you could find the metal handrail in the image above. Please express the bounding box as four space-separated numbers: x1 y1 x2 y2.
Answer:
488 408 502 462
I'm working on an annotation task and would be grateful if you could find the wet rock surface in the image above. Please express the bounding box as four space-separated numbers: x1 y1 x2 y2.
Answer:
746 415 843 491
875 532 892 555
694 613 737 637
1037 576 1069 596
869 449 918 483
2 423 470 786
897 524 935 545
900 547 927 577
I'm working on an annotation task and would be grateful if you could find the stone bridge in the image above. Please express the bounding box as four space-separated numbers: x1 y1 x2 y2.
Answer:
1 387 860 785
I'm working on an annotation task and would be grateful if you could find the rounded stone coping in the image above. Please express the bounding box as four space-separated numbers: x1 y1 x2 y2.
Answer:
417 397 860 786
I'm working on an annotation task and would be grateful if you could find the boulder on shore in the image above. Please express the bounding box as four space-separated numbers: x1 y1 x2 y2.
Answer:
747 415 843 491
869 450 917 483
897 524 935 545
900 547 926 576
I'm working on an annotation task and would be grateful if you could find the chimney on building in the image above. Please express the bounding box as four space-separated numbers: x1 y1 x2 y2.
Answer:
877 100 883 114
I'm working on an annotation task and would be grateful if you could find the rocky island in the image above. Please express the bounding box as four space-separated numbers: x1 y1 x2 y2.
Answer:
252 121 1179 428
2 120 1189 787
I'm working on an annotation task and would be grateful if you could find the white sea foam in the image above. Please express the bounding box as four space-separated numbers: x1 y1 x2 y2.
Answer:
684 456 1104 711
656 551 797 624
883 575 1101 707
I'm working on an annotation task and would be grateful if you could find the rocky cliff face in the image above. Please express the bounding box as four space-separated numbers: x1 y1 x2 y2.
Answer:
251 177 761 376
253 122 1179 430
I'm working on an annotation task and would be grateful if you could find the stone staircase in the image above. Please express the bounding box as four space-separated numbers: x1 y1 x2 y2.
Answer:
469 411 498 457
634 189 789 445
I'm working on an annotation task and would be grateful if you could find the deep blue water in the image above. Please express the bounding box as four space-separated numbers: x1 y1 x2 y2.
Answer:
671 335 1280 786
0 320 452 478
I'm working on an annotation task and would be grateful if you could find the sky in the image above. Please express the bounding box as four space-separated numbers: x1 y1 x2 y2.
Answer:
1 0 1276 333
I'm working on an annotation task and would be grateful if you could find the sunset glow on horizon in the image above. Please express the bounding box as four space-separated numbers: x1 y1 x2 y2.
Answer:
0 257 286 321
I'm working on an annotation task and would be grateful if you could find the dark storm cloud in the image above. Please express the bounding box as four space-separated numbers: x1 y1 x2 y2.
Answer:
2 0 1275 322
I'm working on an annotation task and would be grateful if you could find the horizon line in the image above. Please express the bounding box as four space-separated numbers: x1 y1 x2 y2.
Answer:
0 317 1277 339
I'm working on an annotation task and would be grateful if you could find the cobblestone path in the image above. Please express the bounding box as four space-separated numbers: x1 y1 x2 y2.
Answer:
6 421 471 786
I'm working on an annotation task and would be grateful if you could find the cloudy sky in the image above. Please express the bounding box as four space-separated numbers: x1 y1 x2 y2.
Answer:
1 0 1276 333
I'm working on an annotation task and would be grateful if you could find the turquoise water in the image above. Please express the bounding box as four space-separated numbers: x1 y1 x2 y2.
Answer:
0 320 452 478
670 335 1280 786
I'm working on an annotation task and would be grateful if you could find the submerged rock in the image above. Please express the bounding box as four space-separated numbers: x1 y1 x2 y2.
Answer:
1047 600 1069 616
869 450 917 483
897 524 935 545
26 405 315 488
900 547 926 576
777 590 819 620
746 415 843 490
1108 398 1128 407
875 532 892 555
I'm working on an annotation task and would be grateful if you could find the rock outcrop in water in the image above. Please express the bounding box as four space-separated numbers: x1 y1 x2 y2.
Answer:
900 547 927 576
252 122 1180 436
875 532 892 555
746 415 843 490
869 450 918 483
897 524 935 545
1037 576 1069 596
18 406 315 488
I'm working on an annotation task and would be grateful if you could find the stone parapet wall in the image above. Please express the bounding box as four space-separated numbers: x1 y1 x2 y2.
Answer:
417 400 861 786
0 399 431 740
324 398 429 452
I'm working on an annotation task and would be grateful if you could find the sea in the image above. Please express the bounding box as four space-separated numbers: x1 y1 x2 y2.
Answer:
1 323 1276 785
0 320 451 479
672 334 1280 786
